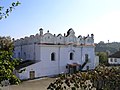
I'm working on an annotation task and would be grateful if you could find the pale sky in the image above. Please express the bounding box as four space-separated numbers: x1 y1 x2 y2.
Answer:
1 0 120 43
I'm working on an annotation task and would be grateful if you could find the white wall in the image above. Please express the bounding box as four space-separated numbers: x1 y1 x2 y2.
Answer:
14 44 35 61
94 56 99 67
81 46 95 70
108 58 120 64
18 44 96 80
14 29 97 80
19 62 43 80
14 29 94 46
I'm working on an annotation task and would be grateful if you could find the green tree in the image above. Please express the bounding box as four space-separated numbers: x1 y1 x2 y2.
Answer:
0 1 20 20
97 52 108 65
0 1 21 85
0 36 20 85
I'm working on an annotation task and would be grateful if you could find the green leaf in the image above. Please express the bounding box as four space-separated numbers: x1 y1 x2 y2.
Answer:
5 16 7 18
16 1 21 6
6 9 9 14
12 2 15 7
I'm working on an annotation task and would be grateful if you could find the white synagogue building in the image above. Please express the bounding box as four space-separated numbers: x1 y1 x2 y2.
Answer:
14 28 99 80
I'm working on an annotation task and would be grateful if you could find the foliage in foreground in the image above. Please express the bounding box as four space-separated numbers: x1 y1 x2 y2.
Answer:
47 65 120 90
0 1 20 20
0 36 20 85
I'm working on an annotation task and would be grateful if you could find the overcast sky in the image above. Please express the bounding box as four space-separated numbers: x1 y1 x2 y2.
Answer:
1 0 120 43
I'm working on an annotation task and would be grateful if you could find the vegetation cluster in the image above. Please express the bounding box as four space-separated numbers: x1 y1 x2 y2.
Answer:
47 65 120 90
0 1 21 85
0 1 20 20
95 41 120 54
0 36 20 85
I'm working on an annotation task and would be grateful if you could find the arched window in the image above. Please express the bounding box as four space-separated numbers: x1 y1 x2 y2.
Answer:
24 52 26 60
18 52 20 58
85 54 89 62
70 52 74 60
51 52 55 61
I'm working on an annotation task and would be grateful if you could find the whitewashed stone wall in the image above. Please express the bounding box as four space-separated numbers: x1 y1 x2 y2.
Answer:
14 28 98 80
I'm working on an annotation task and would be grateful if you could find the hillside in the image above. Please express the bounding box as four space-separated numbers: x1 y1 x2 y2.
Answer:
95 41 120 54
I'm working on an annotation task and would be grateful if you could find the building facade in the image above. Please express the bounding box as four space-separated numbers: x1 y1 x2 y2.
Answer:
108 51 120 65
14 28 99 80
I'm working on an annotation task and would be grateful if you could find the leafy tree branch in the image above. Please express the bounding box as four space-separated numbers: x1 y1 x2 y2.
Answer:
0 36 20 85
0 1 20 20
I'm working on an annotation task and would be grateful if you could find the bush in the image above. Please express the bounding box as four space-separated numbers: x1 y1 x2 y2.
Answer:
47 65 120 90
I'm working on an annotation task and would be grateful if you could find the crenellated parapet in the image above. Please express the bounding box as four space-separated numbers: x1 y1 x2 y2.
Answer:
14 28 94 46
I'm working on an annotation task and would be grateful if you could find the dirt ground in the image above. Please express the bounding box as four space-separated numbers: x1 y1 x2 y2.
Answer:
1 77 56 90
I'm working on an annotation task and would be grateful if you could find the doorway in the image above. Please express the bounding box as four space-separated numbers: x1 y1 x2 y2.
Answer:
29 71 35 79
